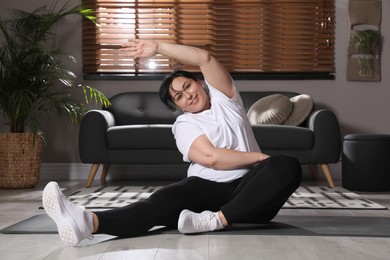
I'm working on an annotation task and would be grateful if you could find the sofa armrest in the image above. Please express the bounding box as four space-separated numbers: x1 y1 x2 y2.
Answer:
79 110 116 163
307 109 341 163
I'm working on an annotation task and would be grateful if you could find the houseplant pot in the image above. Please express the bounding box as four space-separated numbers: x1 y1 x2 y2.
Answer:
0 133 43 188
0 1 109 188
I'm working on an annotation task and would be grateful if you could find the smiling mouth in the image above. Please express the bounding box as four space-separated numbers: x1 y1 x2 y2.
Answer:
190 95 198 105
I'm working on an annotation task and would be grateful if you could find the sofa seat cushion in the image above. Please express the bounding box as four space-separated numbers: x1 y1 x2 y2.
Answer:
251 125 313 150
107 125 177 149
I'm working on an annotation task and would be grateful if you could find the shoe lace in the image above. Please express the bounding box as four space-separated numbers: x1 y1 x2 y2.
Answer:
194 213 215 230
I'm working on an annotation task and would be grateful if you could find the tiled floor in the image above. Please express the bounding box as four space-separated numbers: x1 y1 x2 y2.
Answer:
1 179 390 260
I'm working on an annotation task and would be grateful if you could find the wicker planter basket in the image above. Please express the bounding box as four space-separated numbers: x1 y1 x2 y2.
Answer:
0 133 43 189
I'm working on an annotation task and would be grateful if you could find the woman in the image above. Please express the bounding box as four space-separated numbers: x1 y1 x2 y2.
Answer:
43 40 302 247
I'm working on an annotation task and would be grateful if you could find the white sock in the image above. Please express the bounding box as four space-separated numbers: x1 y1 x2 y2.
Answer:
214 212 224 230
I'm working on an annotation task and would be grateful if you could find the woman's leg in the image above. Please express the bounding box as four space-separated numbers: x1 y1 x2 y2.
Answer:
220 155 302 224
176 155 301 234
44 177 235 245
95 176 235 237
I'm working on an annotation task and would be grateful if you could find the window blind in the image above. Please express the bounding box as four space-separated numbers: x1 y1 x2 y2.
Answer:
82 0 335 75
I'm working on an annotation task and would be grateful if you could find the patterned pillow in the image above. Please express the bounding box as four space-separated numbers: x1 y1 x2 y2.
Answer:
247 94 293 125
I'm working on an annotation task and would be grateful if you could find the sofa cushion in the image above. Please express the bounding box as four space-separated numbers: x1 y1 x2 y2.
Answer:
284 94 314 126
107 125 177 149
251 125 314 149
247 94 293 125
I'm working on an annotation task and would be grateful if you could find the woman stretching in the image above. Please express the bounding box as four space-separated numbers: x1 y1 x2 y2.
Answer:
43 40 302 246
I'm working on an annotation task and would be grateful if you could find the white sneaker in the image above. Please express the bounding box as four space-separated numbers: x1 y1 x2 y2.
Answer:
42 181 93 246
178 209 222 234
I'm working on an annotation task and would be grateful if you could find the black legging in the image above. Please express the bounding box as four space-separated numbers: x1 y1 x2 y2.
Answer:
95 155 302 237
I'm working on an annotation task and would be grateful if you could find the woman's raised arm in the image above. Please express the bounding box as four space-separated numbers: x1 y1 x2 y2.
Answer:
123 40 235 98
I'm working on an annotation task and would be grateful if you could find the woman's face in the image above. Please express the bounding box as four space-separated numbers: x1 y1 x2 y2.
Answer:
169 76 211 113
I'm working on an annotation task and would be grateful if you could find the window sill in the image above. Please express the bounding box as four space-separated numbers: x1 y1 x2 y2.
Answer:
84 73 335 81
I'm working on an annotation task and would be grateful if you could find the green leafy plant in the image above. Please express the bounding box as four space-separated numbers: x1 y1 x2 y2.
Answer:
0 0 109 137
351 29 383 77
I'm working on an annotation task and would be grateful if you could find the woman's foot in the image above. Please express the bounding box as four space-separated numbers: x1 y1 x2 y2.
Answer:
42 181 93 246
178 209 224 234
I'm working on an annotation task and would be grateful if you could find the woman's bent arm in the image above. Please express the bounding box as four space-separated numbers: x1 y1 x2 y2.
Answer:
188 135 269 170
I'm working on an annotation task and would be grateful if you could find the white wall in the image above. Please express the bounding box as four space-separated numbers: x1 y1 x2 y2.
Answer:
1 0 389 163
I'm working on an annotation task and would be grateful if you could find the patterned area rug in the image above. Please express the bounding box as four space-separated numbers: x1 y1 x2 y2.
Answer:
285 186 386 209
67 185 387 210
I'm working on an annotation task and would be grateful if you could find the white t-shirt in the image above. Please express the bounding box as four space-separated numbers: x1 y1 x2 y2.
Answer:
172 81 261 182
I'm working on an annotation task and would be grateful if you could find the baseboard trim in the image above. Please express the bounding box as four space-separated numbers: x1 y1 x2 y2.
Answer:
40 162 341 181
40 163 188 181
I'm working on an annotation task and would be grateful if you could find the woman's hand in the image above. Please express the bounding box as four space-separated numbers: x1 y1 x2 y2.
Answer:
259 153 270 161
122 39 158 58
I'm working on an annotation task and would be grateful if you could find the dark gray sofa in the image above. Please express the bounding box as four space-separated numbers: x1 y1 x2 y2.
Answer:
79 91 341 187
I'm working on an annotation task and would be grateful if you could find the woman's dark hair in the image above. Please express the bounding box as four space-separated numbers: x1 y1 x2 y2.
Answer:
159 70 200 110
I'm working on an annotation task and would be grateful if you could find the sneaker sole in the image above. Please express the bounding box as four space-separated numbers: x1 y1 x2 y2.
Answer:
42 182 79 246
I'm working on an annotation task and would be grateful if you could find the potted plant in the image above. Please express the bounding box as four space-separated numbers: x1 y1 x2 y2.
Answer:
351 29 383 77
0 1 109 188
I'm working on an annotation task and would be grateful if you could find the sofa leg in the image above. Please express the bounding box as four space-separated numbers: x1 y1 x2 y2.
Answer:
308 164 319 180
320 164 335 188
86 164 100 188
100 164 110 186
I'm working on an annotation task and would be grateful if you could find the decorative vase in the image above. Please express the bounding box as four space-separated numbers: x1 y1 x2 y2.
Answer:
0 133 43 189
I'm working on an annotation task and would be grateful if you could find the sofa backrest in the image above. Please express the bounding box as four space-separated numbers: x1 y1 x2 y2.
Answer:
105 91 301 125
105 92 183 125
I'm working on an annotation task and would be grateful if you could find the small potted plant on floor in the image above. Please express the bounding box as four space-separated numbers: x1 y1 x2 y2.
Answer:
351 29 383 77
0 1 110 188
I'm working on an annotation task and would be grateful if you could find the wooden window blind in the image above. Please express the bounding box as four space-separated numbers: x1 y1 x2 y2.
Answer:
82 0 335 76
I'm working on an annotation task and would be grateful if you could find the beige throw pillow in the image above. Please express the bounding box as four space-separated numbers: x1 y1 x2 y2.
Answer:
284 94 314 126
247 94 293 125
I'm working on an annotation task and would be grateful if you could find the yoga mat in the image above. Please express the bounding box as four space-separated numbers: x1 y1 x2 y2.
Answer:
3 214 390 238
